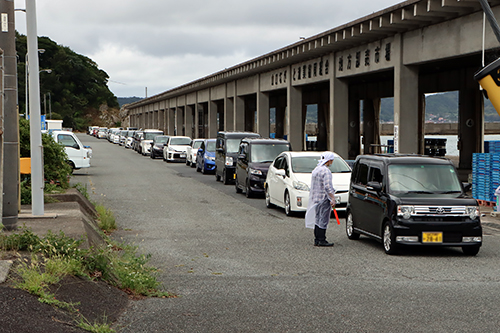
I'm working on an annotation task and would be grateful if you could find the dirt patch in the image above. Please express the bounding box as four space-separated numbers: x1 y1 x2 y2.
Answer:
0 275 129 332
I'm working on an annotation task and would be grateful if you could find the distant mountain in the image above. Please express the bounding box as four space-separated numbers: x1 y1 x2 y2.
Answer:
380 91 500 123
118 97 143 108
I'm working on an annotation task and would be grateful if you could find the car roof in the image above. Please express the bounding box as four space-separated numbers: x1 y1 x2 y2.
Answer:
241 137 290 144
356 154 453 165
143 129 163 132
218 131 260 138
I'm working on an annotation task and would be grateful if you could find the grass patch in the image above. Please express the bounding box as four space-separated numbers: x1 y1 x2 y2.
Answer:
73 182 90 200
3 198 173 332
95 205 117 233
77 318 115 333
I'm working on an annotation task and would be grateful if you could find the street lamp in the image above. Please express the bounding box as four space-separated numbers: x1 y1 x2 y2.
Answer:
25 48 45 119
39 69 52 119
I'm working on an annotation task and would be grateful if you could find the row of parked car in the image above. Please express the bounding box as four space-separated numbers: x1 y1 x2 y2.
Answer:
88 126 483 256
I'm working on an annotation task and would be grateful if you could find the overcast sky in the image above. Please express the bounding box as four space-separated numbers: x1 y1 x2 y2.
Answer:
14 0 400 98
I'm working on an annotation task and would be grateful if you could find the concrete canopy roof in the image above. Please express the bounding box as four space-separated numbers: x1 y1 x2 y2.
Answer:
127 0 500 108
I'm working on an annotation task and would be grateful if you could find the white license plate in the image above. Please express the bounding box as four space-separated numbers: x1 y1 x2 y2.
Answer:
180 154 186 158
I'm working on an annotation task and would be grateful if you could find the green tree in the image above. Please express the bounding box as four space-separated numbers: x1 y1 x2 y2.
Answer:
16 33 119 131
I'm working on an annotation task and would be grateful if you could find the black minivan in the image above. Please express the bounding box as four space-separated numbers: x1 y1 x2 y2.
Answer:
346 154 482 255
235 138 291 198
215 131 260 184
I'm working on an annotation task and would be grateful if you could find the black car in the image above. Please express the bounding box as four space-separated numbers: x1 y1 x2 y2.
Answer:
235 137 291 198
150 135 170 159
215 131 260 184
346 154 482 255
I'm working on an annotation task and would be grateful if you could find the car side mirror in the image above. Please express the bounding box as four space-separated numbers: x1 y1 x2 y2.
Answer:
462 182 472 192
275 169 286 178
367 181 382 193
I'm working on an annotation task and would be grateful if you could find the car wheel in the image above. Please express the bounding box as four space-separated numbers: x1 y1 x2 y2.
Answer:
383 222 398 255
223 169 231 185
462 245 480 256
265 186 274 208
346 211 360 240
284 191 293 216
245 180 253 198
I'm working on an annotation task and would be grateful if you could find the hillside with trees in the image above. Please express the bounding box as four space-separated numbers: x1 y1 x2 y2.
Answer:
16 33 119 131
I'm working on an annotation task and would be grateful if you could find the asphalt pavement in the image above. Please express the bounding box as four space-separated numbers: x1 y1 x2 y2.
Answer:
4 133 500 333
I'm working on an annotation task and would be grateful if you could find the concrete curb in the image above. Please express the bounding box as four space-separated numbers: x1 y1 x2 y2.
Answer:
1 190 107 284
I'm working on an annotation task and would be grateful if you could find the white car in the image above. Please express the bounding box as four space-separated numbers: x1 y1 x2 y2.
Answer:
97 128 107 139
164 136 192 162
51 131 91 170
265 151 351 216
140 129 164 156
186 139 204 167
124 130 135 148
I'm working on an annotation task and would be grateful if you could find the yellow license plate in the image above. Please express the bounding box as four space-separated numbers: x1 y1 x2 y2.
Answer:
422 232 443 243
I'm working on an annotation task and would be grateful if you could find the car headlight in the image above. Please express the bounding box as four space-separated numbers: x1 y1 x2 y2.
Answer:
397 205 415 219
293 181 310 191
250 168 262 175
225 156 233 166
207 156 215 161
466 206 479 220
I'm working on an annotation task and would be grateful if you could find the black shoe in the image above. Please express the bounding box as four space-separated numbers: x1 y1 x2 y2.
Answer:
314 240 334 247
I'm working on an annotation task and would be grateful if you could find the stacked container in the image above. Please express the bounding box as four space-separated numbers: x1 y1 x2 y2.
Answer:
472 148 500 203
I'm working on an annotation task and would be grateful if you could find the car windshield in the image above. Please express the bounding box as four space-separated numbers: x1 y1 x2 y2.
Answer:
170 137 191 145
155 136 169 144
206 141 216 152
291 156 351 173
192 141 203 149
226 139 241 153
250 144 290 163
144 132 163 140
388 164 463 195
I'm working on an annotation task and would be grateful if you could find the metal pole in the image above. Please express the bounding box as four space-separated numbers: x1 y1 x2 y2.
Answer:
26 0 43 215
0 0 19 229
0 48 4 227
479 0 500 45
25 53 28 118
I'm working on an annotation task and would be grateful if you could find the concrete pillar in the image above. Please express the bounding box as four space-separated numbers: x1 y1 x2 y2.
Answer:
458 68 484 178
225 97 234 131
185 105 194 138
348 96 361 160
235 96 245 131
177 107 185 136
167 108 175 135
194 103 200 138
287 85 303 151
394 37 419 154
208 100 218 138
257 91 270 137
275 105 286 139
363 99 376 154
331 76 349 157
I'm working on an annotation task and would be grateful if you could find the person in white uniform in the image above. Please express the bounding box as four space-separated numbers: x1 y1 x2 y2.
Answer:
305 152 337 247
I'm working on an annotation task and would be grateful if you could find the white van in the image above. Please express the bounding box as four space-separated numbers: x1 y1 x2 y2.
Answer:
51 131 91 169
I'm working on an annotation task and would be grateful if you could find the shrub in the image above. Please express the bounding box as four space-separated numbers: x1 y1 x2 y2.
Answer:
19 118 72 190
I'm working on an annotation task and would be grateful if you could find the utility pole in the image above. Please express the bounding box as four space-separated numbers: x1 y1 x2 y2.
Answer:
26 0 43 216
0 0 19 230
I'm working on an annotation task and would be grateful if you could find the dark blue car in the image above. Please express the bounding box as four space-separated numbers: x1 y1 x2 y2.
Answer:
196 139 216 174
